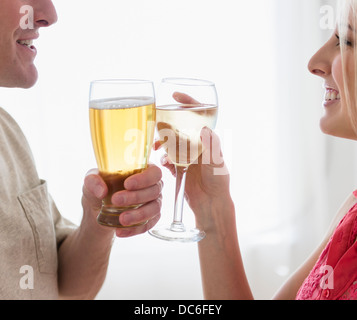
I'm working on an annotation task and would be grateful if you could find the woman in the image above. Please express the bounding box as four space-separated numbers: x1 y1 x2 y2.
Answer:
161 0 357 300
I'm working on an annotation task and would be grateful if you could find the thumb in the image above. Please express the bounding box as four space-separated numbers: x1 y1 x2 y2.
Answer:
200 127 229 176
82 170 107 209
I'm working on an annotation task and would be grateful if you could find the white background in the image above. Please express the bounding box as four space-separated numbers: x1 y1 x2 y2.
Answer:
1 0 356 299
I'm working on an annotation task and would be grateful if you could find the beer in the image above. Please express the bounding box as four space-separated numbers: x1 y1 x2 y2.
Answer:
89 96 156 226
156 104 218 167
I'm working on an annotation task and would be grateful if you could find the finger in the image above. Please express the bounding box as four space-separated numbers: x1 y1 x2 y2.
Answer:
115 196 162 226
173 92 200 105
161 155 176 177
200 127 229 176
124 164 162 190
153 140 163 151
200 127 224 167
119 197 162 227
115 213 161 238
112 180 163 207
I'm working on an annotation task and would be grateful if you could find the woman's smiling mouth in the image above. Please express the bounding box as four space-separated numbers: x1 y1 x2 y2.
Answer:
325 88 341 101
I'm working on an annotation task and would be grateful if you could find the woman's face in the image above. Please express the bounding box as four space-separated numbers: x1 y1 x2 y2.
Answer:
308 19 357 140
0 0 57 88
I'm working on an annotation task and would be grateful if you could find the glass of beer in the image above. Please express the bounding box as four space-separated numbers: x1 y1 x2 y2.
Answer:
149 78 218 242
89 79 156 228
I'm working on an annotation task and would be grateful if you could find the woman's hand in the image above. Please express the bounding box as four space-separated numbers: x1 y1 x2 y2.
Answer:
154 92 232 230
81 164 162 238
154 93 251 300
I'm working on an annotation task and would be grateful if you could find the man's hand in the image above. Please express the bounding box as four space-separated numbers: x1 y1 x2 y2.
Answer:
82 164 162 238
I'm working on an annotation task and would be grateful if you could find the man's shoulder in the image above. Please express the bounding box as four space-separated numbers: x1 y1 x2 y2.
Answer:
0 107 25 136
0 106 38 181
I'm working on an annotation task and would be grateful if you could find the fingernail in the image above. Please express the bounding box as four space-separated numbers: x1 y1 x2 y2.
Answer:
161 155 168 165
95 184 105 198
201 126 212 140
205 126 212 134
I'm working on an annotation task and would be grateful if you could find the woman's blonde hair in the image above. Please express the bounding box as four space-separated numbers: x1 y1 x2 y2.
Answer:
338 0 357 134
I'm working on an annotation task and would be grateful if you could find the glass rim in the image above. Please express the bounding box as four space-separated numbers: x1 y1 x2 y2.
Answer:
162 77 215 87
90 79 153 85
156 103 217 110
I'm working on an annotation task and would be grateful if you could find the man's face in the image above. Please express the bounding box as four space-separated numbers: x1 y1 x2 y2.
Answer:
0 0 57 88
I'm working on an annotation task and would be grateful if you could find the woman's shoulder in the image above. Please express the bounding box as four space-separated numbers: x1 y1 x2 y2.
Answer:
325 192 357 240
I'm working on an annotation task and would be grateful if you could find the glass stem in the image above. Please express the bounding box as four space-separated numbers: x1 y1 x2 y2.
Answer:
170 165 188 232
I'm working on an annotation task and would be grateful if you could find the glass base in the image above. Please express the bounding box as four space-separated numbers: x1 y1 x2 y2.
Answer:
149 222 206 243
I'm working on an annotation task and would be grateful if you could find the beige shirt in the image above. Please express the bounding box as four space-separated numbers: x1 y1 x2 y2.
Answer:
0 107 76 299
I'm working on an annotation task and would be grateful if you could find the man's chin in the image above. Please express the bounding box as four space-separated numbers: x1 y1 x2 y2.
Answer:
18 68 38 89
19 78 38 89
0 67 38 89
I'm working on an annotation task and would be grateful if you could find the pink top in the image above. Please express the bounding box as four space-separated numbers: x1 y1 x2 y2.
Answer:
296 191 357 300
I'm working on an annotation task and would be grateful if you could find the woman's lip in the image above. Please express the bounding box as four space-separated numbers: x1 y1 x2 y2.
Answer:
325 86 339 91
324 98 340 107
324 83 339 91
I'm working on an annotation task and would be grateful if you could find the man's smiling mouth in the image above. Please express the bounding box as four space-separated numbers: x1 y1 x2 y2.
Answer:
16 39 34 49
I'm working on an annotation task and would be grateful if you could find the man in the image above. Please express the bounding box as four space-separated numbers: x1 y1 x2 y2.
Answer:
0 0 162 299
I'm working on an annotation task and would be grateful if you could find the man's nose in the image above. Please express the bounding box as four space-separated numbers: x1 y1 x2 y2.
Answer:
34 0 58 28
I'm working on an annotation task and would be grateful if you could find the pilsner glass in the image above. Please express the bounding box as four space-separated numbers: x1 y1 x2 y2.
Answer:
89 79 156 228
149 78 218 242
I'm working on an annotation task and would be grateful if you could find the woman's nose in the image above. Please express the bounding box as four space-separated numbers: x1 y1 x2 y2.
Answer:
308 42 331 78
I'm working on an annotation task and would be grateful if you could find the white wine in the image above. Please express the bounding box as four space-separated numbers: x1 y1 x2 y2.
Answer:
90 97 156 213
156 104 218 167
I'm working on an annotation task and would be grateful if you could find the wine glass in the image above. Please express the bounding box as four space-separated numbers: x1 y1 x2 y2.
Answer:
89 79 156 228
149 77 218 242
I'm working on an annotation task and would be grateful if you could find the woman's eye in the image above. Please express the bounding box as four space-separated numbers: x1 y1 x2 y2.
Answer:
335 34 353 47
